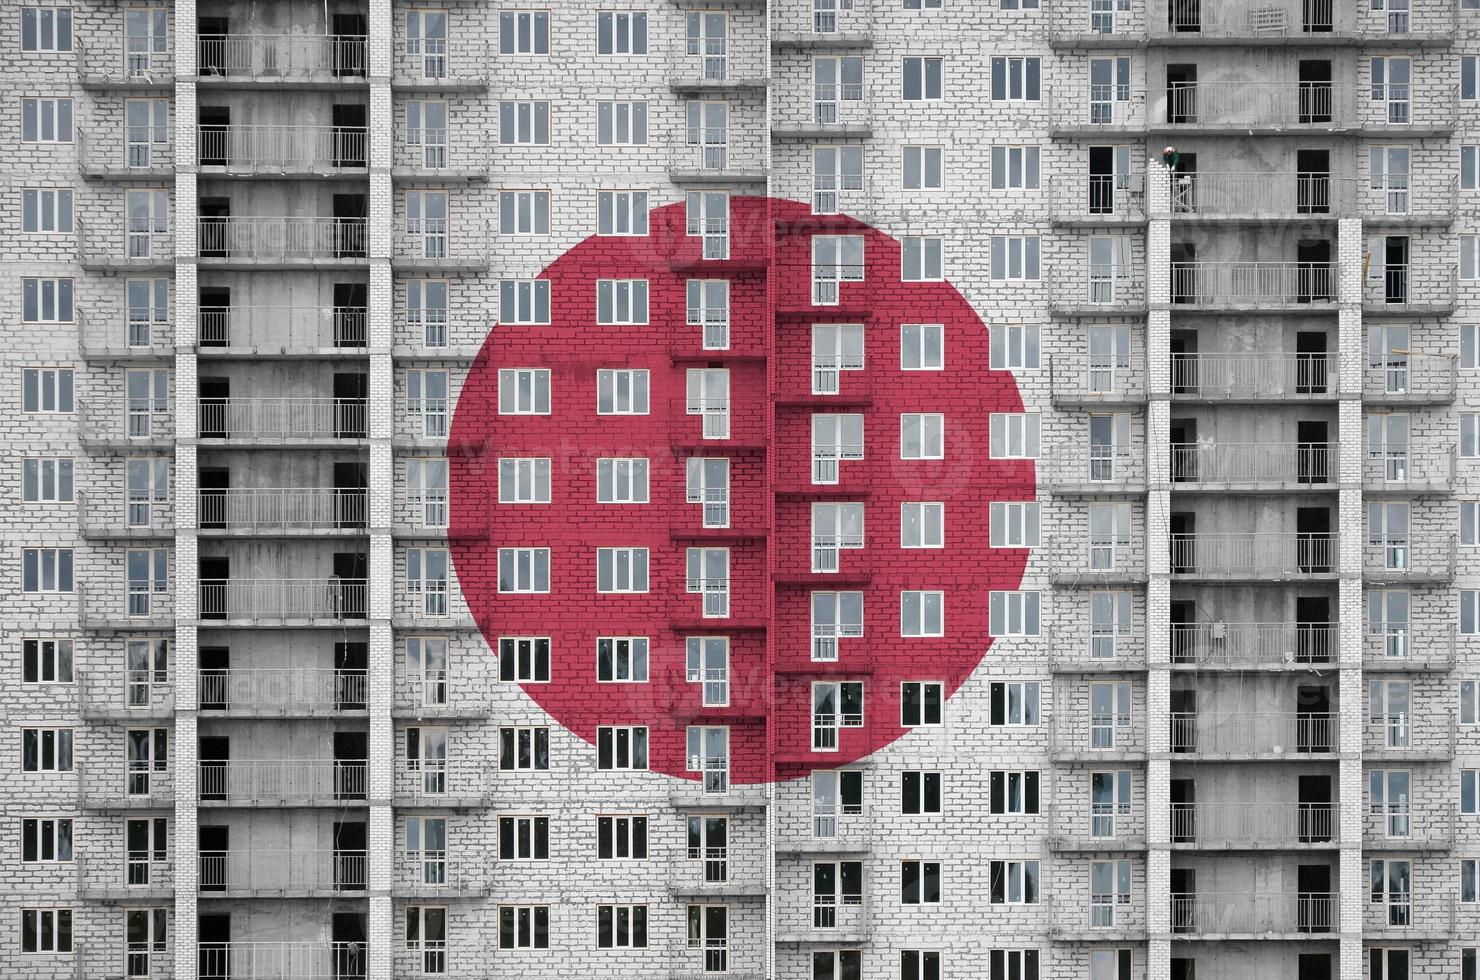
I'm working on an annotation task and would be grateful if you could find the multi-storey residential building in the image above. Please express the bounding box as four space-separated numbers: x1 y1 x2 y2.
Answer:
4 1 1480 979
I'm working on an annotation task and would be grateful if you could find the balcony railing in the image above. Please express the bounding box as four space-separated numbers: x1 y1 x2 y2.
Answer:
78 851 174 897
1049 83 1147 130
1168 622 1338 667
393 219 490 267
1169 353 1337 400
669 139 770 178
76 490 175 538
668 849 767 895
198 579 368 621
1167 171 1353 217
77 583 175 628
76 219 173 267
198 125 368 170
1047 266 1147 312
1364 712 1457 757
1366 804 1455 848
1158 81 1349 128
1169 442 1336 487
1362 266 1459 312
1364 443 1455 491
198 217 368 262
1048 536 1147 583
1049 174 1146 221
1156 0 1343 37
1170 533 1337 578
198 305 367 352
1048 626 1147 670
1170 711 1337 755
197 941 369 980
1170 801 1336 848
197 34 367 80
1363 625 1455 671
394 671 493 717
1364 898 1458 937
391 39 490 86
1049 354 1147 404
198 488 367 532
200 848 367 894
1363 353 1458 401
198 397 367 441
75 37 175 85
1171 262 1336 306
76 126 176 176
78 669 174 717
199 669 368 714
1040 442 1145 493
1051 714 1147 757
1362 534 1456 581
393 130 490 174
198 759 368 805
1169 892 1337 936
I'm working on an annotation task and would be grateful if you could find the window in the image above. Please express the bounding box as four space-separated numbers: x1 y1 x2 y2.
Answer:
1091 950 1133 980
688 101 728 168
812 681 864 749
22 638 73 684
1092 770 1134 837
990 57 1041 101
498 637 550 683
812 860 864 926
687 726 730 792
1091 860 1133 927
22 548 72 593
814 56 864 123
406 100 449 170
990 860 1040 903
597 11 647 55
687 189 730 260
21 729 72 772
1462 680 1479 725
498 368 550 414
906 0 946 6
901 236 943 282
125 99 168 168
407 458 448 527
598 190 649 236
990 324 1040 370
901 860 942 904
901 681 943 726
596 279 649 325
989 682 1041 725
497 548 550 593
598 637 649 683
990 592 1041 637
812 323 864 394
20 7 71 52
21 189 71 234
1463 769 1478 814
688 458 730 528
405 906 447 975
597 547 648 593
406 279 448 348
990 501 1040 548
598 725 648 770
408 548 451 615
812 234 864 304
812 502 864 572
990 951 1040 980
126 548 168 616
813 769 864 837
686 367 730 439
21 458 72 504
900 591 944 636
125 640 169 708
597 101 648 145
21 98 72 143
1464 324 1480 371
812 590 863 660
21 818 72 862
900 413 945 459
1465 147 1480 193
990 413 1041 459
991 146 1041 190
407 816 449 885
499 11 549 54
1463 591 1480 635
902 770 942 814
498 814 549 860
499 101 550 145
1462 858 1477 903
125 728 168 795
499 458 551 504
127 278 169 348
597 814 648 859
407 368 449 438
597 905 648 948
817 951 863 980
990 235 1041 280
499 278 551 324
1465 948 1478 980
812 413 865 484
20 908 71 953
687 549 730 619
21 281 73 324
597 369 650 415
498 905 549 949
901 502 944 548
902 145 943 190
596 458 649 504
124 368 168 438
1465 56 1479 101
989 771 1040 815
1370 769 1412 837
901 324 944 370
902 57 944 100
499 726 549 770
499 190 550 236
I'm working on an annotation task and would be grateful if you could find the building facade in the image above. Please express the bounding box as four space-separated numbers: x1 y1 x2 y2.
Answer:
3 0 1480 979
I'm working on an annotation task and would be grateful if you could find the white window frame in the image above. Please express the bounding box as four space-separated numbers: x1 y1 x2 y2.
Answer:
21 282 74 324
22 548 73 593
497 368 550 415
20 97 72 143
902 145 944 190
20 817 73 863
21 638 73 685
498 101 550 145
497 547 550 594
902 56 945 101
597 725 649 770
596 457 650 504
901 235 944 282
498 636 550 683
990 591 1041 637
901 323 944 370
990 235 1042 281
21 457 73 504
597 368 651 415
990 145 1042 191
900 590 944 637
21 188 72 235
597 190 649 236
20 6 72 53
990 324 1041 370
596 11 648 55
598 637 650 683
596 279 650 325
498 10 550 55
597 547 649 593
498 189 550 236
990 412 1041 459
498 278 551 325
900 413 945 459
990 501 1041 548
901 502 944 548
597 100 649 146
498 457 551 504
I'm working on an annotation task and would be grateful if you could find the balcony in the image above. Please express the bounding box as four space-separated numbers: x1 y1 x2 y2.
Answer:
76 219 173 271
1050 715 1147 761
776 808 871 855
199 848 366 897
1169 442 1337 491
1364 712 1456 760
76 491 174 540
667 36 769 92
396 850 491 897
1362 266 1459 315
76 127 175 180
393 671 494 719
1048 536 1148 586
1154 0 1341 37
1049 802 1146 852
1040 442 1146 495
198 305 368 355
78 669 174 719
1361 177 1459 227
667 849 768 897
770 86 874 139
776 896 869 944
1365 805 1455 850
1170 262 1336 310
1169 353 1338 401
1169 711 1337 757
197 217 368 266
392 132 491 180
1364 898 1458 941
197 34 367 84
197 942 369 980
1169 892 1337 938
1167 622 1339 669
199 488 367 535
75 38 174 89
1048 894 1147 940
773 0 873 48
1049 173 1147 225
198 759 368 807
77 308 174 359
198 398 368 444
198 669 369 716
1164 171 1353 220
198 125 367 174
1363 353 1458 403
1170 801 1337 850
1049 354 1147 406
1048 626 1148 672
1047 266 1147 315
197 578 368 624
392 219 490 272
1048 83 1148 134
78 850 173 899
1154 81 1353 131
391 39 490 90
1363 625 1455 671
78 583 175 630
77 763 173 810
1169 533 1337 580
1364 444 1455 494
1046 0 1147 44
1362 534 1455 584
395 761 491 808
669 139 770 183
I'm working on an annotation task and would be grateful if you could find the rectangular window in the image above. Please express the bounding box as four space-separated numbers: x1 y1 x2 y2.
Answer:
22 638 73 684
407 458 448 528
406 279 448 349
989 592 1040 636
498 906 550 949
597 369 650 414
597 814 648 858
20 908 71 953
1463 769 1478 814
901 324 944 370
596 279 649 325
1463 325 1480 370
1465 414 1480 458
1464 146 1479 192
498 368 551 414
21 7 72 52
124 98 169 168
1465 56 1479 101
989 860 1040 903
20 818 72 862
21 98 72 143
989 682 1042 725
499 101 550 145
1464 236 1480 280
597 725 649 770
498 457 551 504
21 281 73 324
812 590 863 661
404 906 447 975
21 728 73 771
596 458 649 504
498 278 551 324
598 190 649 236
597 904 648 948
900 413 945 459
990 236 1041 280
597 101 648 145
597 11 647 55
901 681 943 726
22 548 73 593
900 591 944 637
498 190 550 236
990 324 1041 370
597 637 649 683
499 726 549 770
901 236 944 281
990 501 1041 548
991 146 1041 190
903 145 944 190
498 814 550 860
902 57 944 100
901 502 944 548
990 58 1041 101
811 322 863 392
21 189 71 234
498 637 550 683
497 548 550 593
901 771 942 814
499 11 550 54
989 770 1041 814
1464 948 1478 980
1462 858 1478 903
990 413 1041 459
1462 680 1478 726
989 951 1041 980
1091 860 1133 927
597 547 649 593
812 413 865 484
900 860 942 904
21 458 72 503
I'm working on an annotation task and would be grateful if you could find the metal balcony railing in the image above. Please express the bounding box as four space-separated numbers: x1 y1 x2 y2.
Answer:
198 125 368 170
1170 533 1337 578
1169 353 1337 400
1158 81 1349 128
76 307 174 355
77 669 173 717
198 398 367 441
1364 443 1456 490
392 39 489 85
197 941 369 980
1363 353 1458 401
1048 537 1147 583
395 761 490 803
1040 442 1145 492
1169 442 1336 486
1361 176 1458 221
76 490 174 537
1169 711 1337 755
1049 801 1142 846
1167 171 1354 217
77 762 173 808
1169 801 1336 847
1051 714 1146 756
669 139 769 178
197 34 367 80
76 219 173 267
198 305 367 351
1169 892 1337 936
394 671 493 717
1048 626 1147 669
393 219 490 266
1048 83 1147 130
1168 622 1339 667
668 848 766 894
1363 625 1455 671
197 579 368 621
198 669 368 713
76 126 176 176
1364 897 1458 937
1047 266 1147 312
199 848 367 894
198 760 368 805
394 130 490 173
75 37 175 83
1171 262 1336 306
1362 267 1459 312
803 806 870 845
1362 534 1456 581
77 851 174 896
1364 712 1457 757
199 488 367 532
198 217 368 262
667 34 768 87
1366 803 1455 847
1049 173 1146 221
1157 0 1343 37
1049 354 1147 404
77 583 175 627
